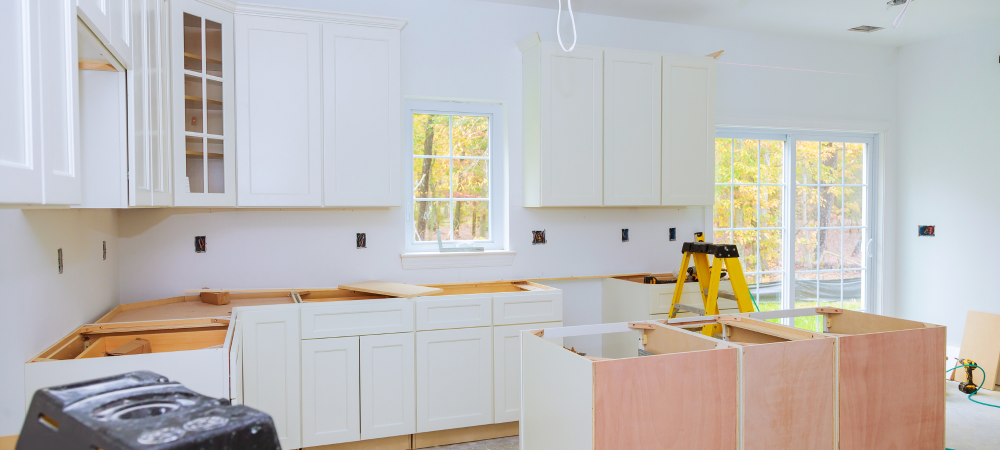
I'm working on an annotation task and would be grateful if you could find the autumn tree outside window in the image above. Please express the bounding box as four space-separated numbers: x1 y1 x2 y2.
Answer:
714 130 878 330
405 101 505 252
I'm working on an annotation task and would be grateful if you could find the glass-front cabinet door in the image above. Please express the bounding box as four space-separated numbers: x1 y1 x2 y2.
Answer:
171 0 235 206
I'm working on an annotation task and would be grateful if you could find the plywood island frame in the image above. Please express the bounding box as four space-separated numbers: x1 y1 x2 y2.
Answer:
522 308 945 450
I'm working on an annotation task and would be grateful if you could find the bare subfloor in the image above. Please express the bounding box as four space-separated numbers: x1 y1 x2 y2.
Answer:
431 382 1000 450
946 380 1000 450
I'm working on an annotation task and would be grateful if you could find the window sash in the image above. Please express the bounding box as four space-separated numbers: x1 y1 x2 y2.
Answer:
713 129 879 324
405 101 504 252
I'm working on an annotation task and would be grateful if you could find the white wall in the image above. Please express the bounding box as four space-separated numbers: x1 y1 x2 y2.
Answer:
119 0 898 306
0 209 119 435
895 24 1000 346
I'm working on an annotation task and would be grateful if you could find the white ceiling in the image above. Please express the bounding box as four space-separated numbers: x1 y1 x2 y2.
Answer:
480 0 1000 46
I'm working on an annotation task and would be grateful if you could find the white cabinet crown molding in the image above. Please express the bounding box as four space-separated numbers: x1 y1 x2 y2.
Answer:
193 0 407 29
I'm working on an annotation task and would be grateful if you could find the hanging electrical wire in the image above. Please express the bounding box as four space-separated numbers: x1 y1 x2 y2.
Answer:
891 0 913 28
556 0 577 52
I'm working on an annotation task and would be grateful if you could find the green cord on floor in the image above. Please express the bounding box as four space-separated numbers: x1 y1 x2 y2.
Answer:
945 364 1000 408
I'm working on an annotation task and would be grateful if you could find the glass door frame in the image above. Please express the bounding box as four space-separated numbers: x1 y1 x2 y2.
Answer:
715 128 880 323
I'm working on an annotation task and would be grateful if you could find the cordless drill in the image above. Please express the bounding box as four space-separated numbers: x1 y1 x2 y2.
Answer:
958 358 979 394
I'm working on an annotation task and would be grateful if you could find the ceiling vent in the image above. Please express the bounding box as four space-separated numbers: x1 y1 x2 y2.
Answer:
849 25 884 33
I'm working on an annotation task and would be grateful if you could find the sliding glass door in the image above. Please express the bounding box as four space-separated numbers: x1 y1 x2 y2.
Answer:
714 130 878 329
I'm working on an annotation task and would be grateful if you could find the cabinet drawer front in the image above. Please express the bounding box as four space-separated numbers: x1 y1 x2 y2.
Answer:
302 301 414 339
415 296 491 331
492 291 562 325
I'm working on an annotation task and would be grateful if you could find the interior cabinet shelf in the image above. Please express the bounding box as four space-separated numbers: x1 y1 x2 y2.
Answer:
184 51 222 65
186 151 224 158
184 94 223 105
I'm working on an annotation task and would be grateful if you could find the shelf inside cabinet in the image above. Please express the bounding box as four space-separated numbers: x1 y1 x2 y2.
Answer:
184 95 223 105
184 52 222 65
186 151 224 159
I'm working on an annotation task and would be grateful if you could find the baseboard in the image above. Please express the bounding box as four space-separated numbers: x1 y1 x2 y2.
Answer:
305 434 411 450
413 422 518 449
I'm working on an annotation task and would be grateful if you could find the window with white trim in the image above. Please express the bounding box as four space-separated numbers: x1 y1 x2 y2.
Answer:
405 101 505 252
714 129 878 330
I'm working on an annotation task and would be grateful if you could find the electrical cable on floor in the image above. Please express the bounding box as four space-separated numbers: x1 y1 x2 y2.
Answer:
749 291 760 312
945 364 1000 409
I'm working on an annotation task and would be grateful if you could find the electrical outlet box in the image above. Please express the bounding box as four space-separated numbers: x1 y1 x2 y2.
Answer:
195 236 206 253
357 233 367 249
622 229 629 242
532 230 546 245
669 228 676 241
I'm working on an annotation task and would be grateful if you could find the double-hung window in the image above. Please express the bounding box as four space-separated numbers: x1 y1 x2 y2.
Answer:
714 129 878 330
405 101 505 252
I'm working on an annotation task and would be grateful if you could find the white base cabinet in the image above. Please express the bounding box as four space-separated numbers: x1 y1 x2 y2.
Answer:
493 322 561 423
302 336 360 447
361 333 416 440
416 327 493 432
241 307 302 450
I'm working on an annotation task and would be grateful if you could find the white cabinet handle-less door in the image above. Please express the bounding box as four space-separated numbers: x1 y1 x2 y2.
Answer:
241 307 301 450
235 15 323 207
302 336 361 447
603 49 661 206
661 54 715 206
0 0 42 203
360 333 415 440
322 23 401 207
539 43 603 207
416 327 493 432
493 322 562 423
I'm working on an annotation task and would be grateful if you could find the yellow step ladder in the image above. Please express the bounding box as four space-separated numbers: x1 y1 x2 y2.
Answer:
667 232 756 336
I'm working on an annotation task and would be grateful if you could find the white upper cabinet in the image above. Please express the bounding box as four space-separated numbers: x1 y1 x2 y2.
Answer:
523 42 604 207
107 0 133 69
170 0 236 206
0 0 42 204
662 54 715 206
322 24 401 207
235 15 323 207
604 49 661 206
40 0 83 205
521 39 716 208
78 0 111 46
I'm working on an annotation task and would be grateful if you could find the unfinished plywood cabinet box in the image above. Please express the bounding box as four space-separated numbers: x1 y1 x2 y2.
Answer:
522 322 740 450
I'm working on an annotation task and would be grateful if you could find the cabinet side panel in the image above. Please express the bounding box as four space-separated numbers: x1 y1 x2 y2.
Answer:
592 349 738 450
838 328 945 450
521 45 541 207
521 333 593 450
742 339 836 450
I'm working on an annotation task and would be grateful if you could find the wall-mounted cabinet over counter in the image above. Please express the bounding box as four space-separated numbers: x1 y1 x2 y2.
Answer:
520 38 716 207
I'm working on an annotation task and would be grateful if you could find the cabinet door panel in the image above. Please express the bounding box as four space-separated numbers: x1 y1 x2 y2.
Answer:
604 50 661 206
302 336 360 447
241 307 301 449
171 0 236 206
323 24 400 207
78 0 111 44
0 0 41 203
662 55 715 206
540 43 603 206
416 327 492 432
493 322 561 423
107 0 133 68
39 0 82 205
361 333 415 440
236 15 322 207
